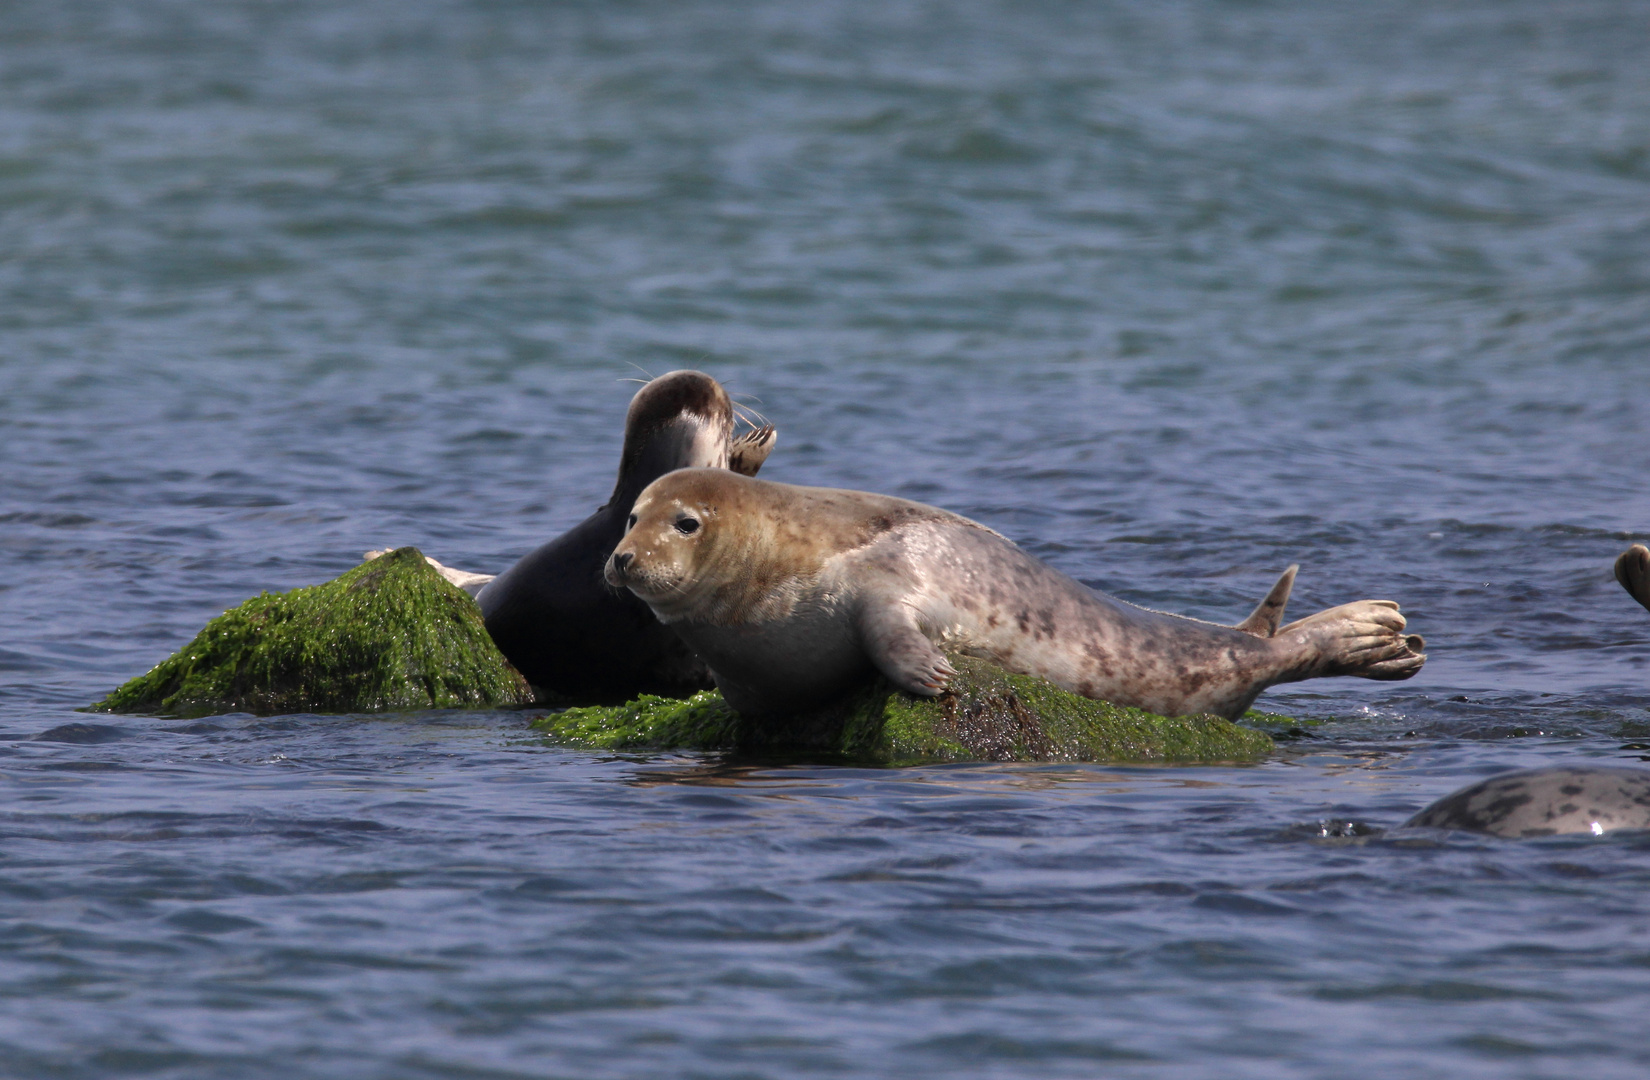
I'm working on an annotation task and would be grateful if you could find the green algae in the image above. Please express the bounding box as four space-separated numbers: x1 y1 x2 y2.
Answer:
90 547 534 718
535 655 1274 764
542 689 743 750
1237 708 1324 742
87 549 1281 761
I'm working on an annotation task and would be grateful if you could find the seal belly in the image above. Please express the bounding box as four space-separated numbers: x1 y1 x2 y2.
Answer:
682 598 869 715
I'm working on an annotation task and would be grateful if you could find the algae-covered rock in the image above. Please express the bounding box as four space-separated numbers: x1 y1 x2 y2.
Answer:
91 547 533 717
535 654 1274 764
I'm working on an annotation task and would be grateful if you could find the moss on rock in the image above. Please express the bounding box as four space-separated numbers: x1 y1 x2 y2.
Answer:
91 547 534 717
535 655 1273 764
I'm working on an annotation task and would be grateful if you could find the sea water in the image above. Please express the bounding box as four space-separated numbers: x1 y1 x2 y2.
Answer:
2 2 1649 1076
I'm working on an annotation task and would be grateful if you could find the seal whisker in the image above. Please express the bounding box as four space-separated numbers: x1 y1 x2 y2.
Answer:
731 401 771 431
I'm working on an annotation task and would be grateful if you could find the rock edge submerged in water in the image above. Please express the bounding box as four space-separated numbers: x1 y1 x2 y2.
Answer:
535 655 1276 765
90 547 534 717
88 551 1278 763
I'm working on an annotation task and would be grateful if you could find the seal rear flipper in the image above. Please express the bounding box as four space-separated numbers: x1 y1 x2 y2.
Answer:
1278 599 1426 681
857 602 956 697
729 425 777 477
1616 544 1650 614
1235 564 1297 638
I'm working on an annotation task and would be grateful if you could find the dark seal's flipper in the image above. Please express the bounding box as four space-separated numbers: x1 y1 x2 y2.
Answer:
729 425 776 477
1405 766 1650 838
1235 565 1297 638
1616 544 1650 614
477 371 776 703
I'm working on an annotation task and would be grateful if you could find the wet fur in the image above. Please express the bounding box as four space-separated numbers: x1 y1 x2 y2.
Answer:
608 470 1425 718
1406 766 1650 837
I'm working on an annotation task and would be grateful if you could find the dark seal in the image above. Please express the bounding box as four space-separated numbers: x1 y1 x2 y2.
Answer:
604 469 1425 718
476 372 774 702
1405 766 1650 838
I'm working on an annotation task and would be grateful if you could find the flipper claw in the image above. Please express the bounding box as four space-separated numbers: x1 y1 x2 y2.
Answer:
729 425 777 477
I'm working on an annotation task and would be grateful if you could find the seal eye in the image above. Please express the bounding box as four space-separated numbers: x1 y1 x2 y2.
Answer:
626 514 637 530
674 517 700 536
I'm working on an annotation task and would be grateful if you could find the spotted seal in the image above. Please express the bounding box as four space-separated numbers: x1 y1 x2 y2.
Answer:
603 469 1426 718
476 373 774 701
1405 766 1650 837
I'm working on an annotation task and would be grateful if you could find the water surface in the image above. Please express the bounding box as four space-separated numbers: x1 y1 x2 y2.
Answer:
3 2 1650 1077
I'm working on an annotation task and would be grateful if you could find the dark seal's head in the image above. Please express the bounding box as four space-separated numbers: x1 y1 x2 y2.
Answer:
611 371 735 502
1405 766 1650 838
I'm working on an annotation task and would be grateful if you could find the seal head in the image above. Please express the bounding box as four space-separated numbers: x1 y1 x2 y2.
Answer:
608 469 1425 717
478 372 774 702
1405 766 1650 838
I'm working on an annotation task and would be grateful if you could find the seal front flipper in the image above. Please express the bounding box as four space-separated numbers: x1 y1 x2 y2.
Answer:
1616 544 1650 614
1235 565 1297 638
858 601 956 696
728 425 776 477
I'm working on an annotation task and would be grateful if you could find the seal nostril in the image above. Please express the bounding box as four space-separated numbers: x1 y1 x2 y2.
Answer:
613 551 634 571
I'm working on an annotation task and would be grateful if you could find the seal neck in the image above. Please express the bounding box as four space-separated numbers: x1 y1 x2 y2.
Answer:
609 414 728 508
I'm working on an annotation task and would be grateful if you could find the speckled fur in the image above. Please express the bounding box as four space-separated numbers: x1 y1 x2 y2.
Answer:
1406 766 1650 837
607 470 1426 718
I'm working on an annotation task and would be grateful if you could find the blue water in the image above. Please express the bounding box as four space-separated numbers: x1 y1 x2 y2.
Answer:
4 1 1650 1076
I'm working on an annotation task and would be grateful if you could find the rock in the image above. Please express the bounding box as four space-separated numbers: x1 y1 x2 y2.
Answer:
534 654 1275 764
87 553 1284 764
90 547 534 717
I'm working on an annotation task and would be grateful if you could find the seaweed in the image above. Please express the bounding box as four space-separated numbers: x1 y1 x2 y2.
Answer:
535 655 1275 764
89 548 1282 765
90 547 533 717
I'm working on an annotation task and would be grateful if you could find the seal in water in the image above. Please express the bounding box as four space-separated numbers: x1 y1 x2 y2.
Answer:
603 469 1425 718
476 373 775 701
1405 766 1650 837
1615 544 1650 614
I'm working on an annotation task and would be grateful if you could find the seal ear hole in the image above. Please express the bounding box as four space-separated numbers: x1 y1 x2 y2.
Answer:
674 517 701 535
